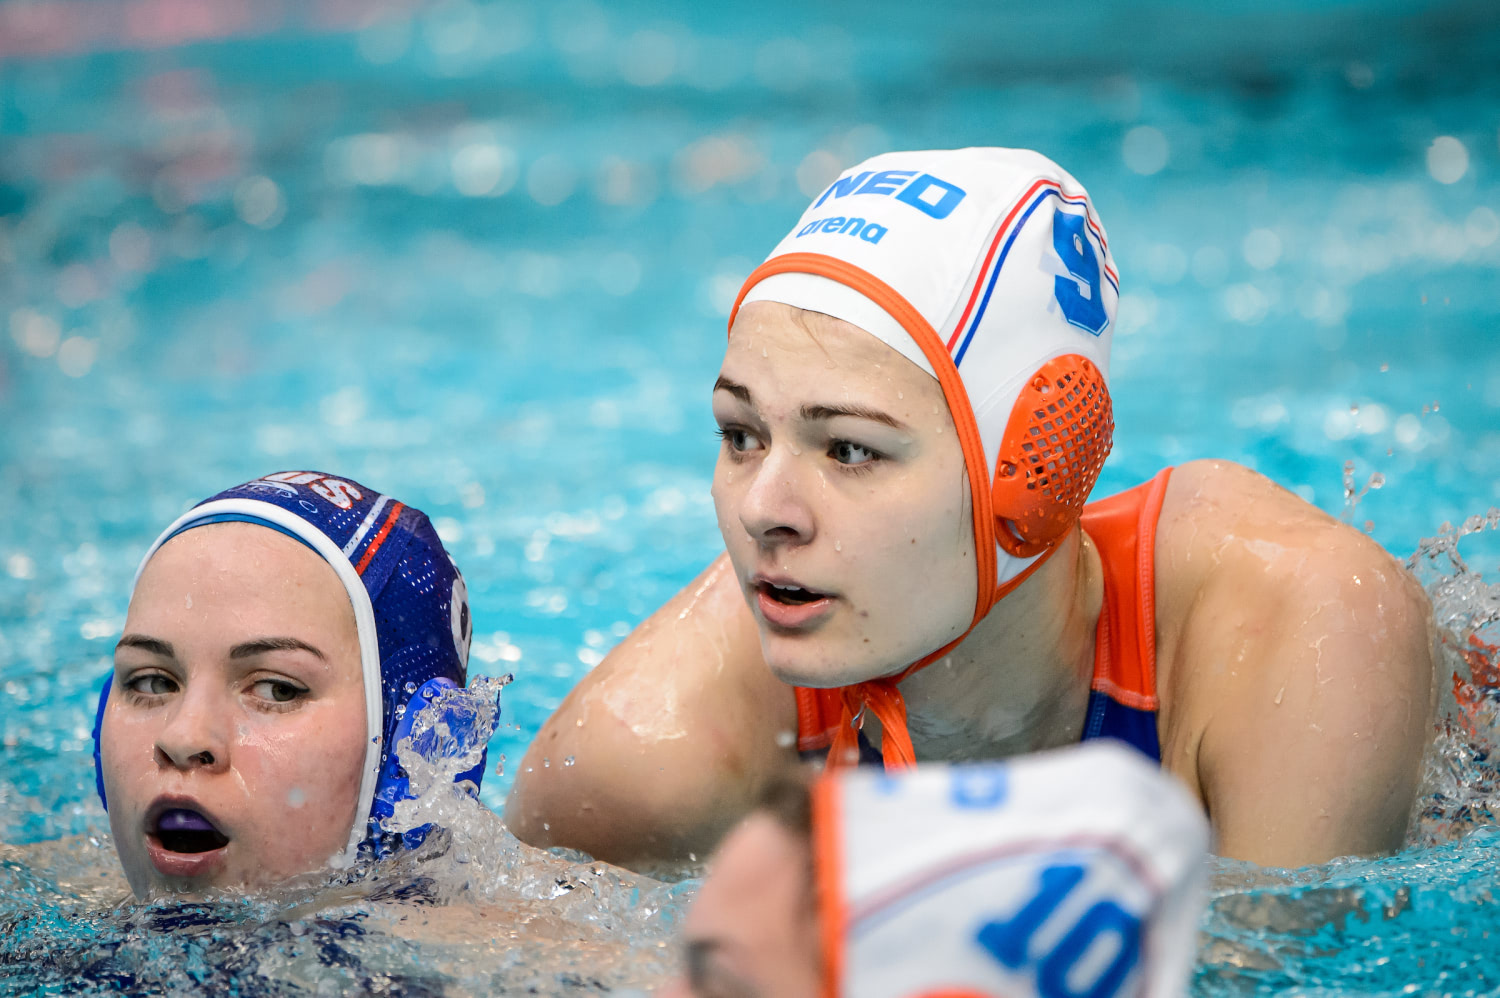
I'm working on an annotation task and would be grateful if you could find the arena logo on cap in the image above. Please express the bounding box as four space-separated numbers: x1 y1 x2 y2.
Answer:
794 215 888 244
260 471 365 510
813 168 967 219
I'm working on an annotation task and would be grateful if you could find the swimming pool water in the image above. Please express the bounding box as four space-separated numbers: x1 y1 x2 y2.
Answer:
1 0 1498 993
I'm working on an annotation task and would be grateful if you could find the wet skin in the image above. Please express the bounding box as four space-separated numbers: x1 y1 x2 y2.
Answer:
101 523 368 897
709 303 975 689
658 813 820 998
510 302 1438 870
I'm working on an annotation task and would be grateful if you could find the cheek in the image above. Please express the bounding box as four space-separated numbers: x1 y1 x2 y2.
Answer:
711 458 751 550
710 455 739 512
99 704 151 805
848 475 976 632
235 707 368 856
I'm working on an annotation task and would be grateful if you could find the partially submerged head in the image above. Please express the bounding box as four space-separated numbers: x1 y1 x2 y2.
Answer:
96 472 478 898
667 744 1209 998
712 148 1119 689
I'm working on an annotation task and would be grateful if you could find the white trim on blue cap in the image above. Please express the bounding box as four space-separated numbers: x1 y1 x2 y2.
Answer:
135 498 385 867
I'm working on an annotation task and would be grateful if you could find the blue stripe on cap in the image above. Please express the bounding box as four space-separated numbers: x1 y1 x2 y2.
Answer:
160 512 322 557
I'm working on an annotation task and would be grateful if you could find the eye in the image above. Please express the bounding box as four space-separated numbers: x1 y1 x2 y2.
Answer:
716 425 764 455
250 679 307 704
830 440 879 466
124 673 177 697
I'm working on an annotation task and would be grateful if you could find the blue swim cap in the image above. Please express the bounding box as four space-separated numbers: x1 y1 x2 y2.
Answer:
92 471 482 863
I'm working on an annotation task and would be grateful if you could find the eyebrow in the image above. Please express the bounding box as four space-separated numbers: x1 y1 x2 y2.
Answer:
229 637 328 662
116 634 174 658
712 376 752 404
715 376 910 432
800 402 909 431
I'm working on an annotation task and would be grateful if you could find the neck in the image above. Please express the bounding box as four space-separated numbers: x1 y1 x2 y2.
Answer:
893 526 1103 761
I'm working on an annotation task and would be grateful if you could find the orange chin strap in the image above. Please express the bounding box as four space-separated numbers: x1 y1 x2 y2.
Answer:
729 254 1110 772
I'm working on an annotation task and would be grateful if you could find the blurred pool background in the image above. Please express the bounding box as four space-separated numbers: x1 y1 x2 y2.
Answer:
1 0 1498 993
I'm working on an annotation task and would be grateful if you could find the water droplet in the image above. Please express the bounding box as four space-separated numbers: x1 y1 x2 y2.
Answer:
1369 473 1386 489
394 703 407 719
404 681 417 694
563 756 576 767
688 852 697 862
834 540 842 552
775 729 795 748
287 787 306 808
543 757 550 767
496 753 506 777
184 595 193 609
542 821 550 831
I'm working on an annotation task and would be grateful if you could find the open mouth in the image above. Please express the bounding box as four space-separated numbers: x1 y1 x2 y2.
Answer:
758 581 829 606
154 809 229 854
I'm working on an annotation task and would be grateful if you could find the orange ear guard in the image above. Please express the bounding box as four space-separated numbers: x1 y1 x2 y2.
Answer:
992 355 1114 558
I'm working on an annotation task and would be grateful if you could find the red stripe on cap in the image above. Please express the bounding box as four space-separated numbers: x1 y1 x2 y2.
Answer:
946 178 1054 352
354 501 405 575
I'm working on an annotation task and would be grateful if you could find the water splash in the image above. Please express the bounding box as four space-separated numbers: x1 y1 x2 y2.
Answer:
1197 510 1500 996
1406 509 1500 850
0 675 690 994
381 674 510 845
1340 459 1387 527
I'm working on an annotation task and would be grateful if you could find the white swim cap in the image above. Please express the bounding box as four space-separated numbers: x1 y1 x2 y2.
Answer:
731 147 1118 628
811 743 1208 998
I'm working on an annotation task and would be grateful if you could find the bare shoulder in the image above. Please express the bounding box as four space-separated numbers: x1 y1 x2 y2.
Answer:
1155 459 1422 604
1153 460 1437 865
505 553 799 867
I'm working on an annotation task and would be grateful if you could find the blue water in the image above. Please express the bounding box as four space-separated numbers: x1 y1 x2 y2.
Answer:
1 0 1498 992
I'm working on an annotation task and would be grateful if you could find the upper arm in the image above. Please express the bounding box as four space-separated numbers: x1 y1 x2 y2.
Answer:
1163 462 1438 867
504 554 800 868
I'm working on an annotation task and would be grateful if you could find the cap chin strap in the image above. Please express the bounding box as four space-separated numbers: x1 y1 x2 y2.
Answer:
823 543 1060 771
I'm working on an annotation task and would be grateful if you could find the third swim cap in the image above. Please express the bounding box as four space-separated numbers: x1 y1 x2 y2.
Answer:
812 744 1208 998
728 148 1119 767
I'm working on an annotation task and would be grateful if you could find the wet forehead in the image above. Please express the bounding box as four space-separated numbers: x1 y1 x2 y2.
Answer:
129 522 357 642
722 301 944 416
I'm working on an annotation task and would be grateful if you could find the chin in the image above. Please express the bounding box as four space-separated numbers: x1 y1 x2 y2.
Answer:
759 637 890 690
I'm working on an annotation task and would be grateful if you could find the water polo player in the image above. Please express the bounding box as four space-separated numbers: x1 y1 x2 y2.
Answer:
664 743 1208 998
509 147 1437 869
96 471 483 897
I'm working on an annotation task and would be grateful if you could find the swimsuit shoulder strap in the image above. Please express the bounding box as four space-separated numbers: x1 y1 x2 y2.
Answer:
1077 467 1174 758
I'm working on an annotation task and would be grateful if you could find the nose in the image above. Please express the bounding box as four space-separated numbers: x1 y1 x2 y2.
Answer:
737 444 816 548
154 685 229 773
